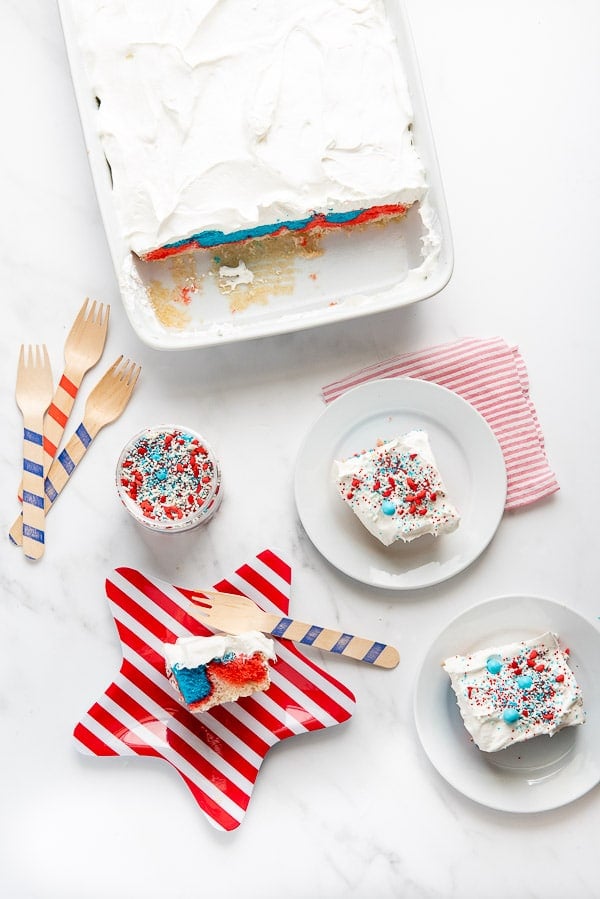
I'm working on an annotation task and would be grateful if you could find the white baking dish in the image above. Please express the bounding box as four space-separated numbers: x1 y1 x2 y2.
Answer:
57 0 453 349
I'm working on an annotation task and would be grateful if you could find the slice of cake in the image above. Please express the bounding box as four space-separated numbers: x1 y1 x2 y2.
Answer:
75 0 427 260
443 632 585 753
332 429 460 546
164 631 277 713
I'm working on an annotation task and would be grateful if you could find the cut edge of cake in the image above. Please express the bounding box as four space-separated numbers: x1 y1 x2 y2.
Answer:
165 631 277 714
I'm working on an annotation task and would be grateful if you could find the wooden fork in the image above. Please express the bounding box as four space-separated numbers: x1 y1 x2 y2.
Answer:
15 344 54 559
187 590 400 669
9 355 141 548
17 299 110 500
42 298 110 472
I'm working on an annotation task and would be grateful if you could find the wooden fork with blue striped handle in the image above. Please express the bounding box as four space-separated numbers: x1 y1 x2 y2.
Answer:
9 355 141 548
15 344 54 559
187 591 400 668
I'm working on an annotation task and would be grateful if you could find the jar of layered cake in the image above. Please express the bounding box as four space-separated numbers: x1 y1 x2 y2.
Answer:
116 425 222 533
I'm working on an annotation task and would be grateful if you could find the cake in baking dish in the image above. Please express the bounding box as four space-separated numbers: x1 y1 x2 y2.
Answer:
332 430 460 546
75 0 428 260
443 632 585 752
164 631 277 713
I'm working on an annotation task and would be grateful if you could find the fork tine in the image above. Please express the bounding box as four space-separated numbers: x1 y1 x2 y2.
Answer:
121 359 141 388
73 297 91 327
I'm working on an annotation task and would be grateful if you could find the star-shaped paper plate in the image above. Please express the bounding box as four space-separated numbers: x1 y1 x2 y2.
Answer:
73 549 356 831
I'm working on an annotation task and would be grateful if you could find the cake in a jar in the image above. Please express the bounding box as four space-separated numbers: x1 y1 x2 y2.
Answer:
164 632 277 713
443 632 585 752
74 0 428 260
332 429 460 546
116 425 222 532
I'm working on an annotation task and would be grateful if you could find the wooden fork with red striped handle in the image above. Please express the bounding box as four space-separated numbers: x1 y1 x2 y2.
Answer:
17 299 109 499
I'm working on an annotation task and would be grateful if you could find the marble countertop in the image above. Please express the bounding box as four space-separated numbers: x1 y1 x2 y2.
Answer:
2 2 600 897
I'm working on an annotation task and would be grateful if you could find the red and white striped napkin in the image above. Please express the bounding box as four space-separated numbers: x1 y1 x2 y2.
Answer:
322 336 559 510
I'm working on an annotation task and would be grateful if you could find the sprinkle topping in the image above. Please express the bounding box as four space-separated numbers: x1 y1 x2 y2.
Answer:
117 426 221 529
443 632 585 752
332 431 460 546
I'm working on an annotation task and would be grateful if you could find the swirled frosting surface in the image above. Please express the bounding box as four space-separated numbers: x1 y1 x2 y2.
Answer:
75 0 428 257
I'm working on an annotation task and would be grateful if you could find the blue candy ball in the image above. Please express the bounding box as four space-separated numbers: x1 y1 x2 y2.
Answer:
486 656 503 675
503 707 520 724
381 499 396 516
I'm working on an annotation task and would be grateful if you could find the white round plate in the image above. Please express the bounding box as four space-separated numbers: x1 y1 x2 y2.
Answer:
414 595 600 813
294 378 506 589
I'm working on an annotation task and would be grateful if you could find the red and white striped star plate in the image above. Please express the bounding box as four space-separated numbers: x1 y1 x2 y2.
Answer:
73 549 356 831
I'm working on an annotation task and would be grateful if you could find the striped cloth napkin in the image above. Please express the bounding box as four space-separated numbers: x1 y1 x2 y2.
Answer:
321 336 559 510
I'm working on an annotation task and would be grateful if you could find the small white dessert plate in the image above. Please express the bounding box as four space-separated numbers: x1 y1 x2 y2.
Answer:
414 595 600 813
294 378 506 589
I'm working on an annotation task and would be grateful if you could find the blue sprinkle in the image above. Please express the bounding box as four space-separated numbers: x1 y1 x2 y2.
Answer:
381 499 396 516
486 655 503 675
503 707 520 724
516 674 533 690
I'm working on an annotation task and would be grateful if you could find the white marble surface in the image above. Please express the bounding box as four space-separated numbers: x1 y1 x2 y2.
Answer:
1 1 600 896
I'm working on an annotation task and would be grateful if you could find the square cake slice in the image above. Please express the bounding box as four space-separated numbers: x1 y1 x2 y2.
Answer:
332 430 460 546
443 632 585 752
75 0 427 260
165 631 276 713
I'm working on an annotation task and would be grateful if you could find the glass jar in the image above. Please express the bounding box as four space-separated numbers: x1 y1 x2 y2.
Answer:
116 425 222 533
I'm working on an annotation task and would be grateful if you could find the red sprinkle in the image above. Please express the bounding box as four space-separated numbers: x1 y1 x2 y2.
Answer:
555 674 565 683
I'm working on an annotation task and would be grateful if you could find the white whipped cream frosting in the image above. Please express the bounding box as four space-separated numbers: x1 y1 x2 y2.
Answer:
443 632 585 753
332 430 460 546
165 631 277 670
74 0 428 257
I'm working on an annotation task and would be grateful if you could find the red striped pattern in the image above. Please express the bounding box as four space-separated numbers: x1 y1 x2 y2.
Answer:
59 373 78 398
322 337 559 510
73 551 355 831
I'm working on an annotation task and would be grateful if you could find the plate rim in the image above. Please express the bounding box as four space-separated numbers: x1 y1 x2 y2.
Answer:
413 593 600 813
294 377 507 590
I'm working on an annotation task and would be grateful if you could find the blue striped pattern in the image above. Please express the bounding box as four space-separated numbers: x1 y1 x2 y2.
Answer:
24 427 43 445
362 642 386 664
76 422 92 447
331 633 354 654
58 448 75 475
271 617 293 637
23 457 44 477
23 523 44 544
299 625 323 645
45 480 58 503
270 620 387 665
22 489 44 509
